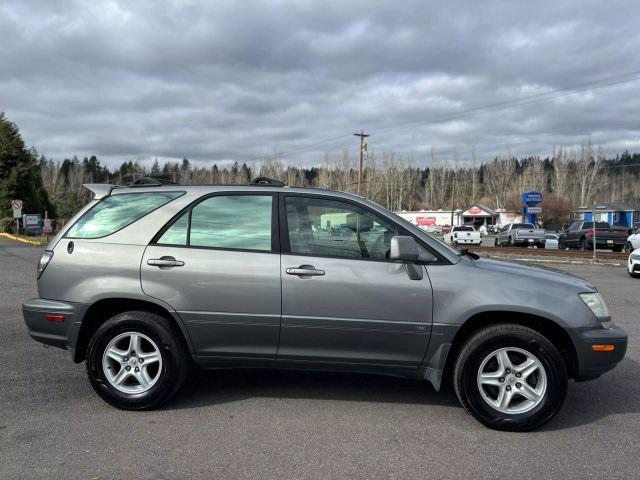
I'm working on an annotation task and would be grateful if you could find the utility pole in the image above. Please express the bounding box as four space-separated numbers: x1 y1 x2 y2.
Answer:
354 130 370 196
593 203 597 261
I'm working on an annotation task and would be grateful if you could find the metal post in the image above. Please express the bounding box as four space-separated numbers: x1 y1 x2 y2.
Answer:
593 203 597 261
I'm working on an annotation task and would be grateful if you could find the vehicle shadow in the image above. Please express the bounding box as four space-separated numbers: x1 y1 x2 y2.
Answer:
164 358 640 431
541 356 640 431
164 367 460 411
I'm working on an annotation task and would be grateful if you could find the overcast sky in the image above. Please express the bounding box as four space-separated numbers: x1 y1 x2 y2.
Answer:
2 0 640 168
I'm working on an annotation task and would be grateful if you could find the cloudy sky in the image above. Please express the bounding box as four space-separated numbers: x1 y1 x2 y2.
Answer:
2 0 640 168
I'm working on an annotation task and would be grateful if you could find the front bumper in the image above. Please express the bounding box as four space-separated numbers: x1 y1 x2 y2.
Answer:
570 324 628 381
22 298 84 354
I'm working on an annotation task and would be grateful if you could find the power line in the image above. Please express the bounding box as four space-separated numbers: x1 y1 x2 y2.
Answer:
245 69 640 164
372 69 640 138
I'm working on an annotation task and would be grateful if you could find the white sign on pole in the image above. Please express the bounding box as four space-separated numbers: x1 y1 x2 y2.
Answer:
12 208 22 218
43 218 53 234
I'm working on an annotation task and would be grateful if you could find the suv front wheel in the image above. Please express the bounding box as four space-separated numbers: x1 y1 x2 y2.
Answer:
86 310 189 410
453 324 568 431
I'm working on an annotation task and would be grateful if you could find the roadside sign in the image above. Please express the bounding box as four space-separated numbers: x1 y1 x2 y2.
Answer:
12 208 22 218
11 199 22 210
43 218 53 234
527 207 542 214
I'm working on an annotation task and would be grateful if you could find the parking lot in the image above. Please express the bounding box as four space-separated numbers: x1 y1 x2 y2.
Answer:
1 236 638 480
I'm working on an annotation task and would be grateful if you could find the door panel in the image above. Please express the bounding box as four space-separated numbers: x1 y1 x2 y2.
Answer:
278 193 433 366
142 246 281 359
279 255 432 365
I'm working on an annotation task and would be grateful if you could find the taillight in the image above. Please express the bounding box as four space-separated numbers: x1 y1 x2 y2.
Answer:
37 250 54 278
45 314 65 323
585 229 595 237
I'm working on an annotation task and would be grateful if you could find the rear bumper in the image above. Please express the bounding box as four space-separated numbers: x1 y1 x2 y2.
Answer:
22 298 84 354
454 239 482 245
586 238 626 248
513 238 545 246
570 325 628 381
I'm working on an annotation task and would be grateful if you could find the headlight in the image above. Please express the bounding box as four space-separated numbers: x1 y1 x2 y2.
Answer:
579 292 610 319
37 250 54 278
631 254 640 261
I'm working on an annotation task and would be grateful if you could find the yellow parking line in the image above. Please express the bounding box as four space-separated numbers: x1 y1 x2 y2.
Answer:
0 232 43 246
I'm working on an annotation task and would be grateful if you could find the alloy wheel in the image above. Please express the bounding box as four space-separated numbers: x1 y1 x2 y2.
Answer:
102 332 163 394
476 347 547 414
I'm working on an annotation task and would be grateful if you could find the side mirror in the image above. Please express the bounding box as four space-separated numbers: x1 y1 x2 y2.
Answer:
390 236 419 262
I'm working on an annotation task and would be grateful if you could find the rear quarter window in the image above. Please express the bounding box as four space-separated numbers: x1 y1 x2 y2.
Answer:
65 191 184 239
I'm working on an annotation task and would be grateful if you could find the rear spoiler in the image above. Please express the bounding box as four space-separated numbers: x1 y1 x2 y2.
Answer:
82 183 116 200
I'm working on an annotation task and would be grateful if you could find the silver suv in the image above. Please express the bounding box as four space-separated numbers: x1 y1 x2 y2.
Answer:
23 177 627 431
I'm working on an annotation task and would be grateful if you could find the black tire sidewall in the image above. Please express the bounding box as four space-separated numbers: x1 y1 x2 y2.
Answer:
456 327 567 431
87 312 184 410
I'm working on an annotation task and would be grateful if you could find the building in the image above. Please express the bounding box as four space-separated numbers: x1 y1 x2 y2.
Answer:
573 202 638 228
396 204 522 228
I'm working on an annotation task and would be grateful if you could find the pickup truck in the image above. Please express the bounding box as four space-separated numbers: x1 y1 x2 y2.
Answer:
495 223 546 247
560 221 627 252
445 225 481 246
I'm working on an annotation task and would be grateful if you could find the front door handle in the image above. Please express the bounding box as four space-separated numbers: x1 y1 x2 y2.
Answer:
147 256 185 268
286 265 325 277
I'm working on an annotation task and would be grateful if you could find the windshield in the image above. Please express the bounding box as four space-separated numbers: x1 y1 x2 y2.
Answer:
583 222 610 229
456 226 475 231
513 223 535 229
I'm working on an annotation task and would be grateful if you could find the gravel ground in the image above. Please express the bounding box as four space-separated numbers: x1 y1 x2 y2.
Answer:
1 237 638 480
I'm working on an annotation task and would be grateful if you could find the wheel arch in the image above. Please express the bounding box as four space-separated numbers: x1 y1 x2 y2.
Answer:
73 297 194 363
442 311 579 385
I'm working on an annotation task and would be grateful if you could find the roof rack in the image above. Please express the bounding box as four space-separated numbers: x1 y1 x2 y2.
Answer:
128 176 177 187
250 176 285 187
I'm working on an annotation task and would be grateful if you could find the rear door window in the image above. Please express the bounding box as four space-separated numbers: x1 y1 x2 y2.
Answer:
66 192 184 239
190 195 272 251
156 194 274 252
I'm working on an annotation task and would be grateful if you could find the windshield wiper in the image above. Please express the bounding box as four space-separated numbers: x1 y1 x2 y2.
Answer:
459 248 480 260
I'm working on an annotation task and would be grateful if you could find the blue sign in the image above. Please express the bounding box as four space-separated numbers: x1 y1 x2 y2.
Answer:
521 191 542 224
521 191 542 206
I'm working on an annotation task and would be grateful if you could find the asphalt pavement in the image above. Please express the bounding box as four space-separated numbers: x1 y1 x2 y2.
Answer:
1 236 638 479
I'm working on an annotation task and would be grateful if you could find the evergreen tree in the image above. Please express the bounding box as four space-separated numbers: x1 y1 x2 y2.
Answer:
0 112 50 217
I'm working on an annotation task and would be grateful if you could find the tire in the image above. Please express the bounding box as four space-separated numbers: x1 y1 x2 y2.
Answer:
453 324 568 431
86 310 189 410
579 238 587 251
612 246 623 253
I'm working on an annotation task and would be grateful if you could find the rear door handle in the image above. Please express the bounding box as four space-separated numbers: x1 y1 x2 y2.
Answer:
286 265 325 277
147 256 185 268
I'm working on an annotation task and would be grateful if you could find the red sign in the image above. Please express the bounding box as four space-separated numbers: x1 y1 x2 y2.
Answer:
416 216 436 226
468 206 482 215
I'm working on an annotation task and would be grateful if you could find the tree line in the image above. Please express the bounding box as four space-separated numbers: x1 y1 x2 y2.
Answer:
2 112 640 230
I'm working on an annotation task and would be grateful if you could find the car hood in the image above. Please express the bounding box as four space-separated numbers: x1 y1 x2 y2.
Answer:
470 257 596 291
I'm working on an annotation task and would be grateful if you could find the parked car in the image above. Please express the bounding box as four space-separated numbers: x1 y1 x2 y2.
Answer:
495 223 546 247
444 225 482 246
626 228 640 252
628 249 640 278
544 233 560 249
560 221 627 252
22 178 627 431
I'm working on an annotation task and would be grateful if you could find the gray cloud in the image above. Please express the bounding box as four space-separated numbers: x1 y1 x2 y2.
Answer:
1 0 640 168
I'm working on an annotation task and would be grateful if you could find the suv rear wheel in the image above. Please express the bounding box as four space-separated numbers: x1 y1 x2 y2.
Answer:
86 310 189 410
453 324 567 431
